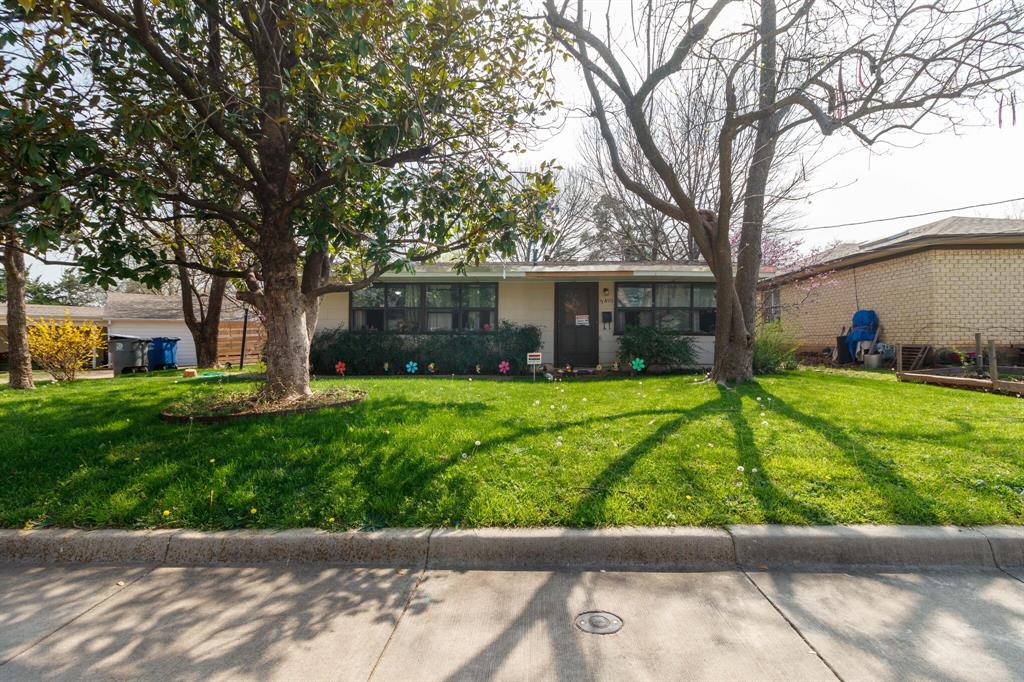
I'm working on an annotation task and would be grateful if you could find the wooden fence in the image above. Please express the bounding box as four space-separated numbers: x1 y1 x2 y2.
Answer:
217 319 267 367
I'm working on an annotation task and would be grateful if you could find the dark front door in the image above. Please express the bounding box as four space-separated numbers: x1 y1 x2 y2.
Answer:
555 282 599 367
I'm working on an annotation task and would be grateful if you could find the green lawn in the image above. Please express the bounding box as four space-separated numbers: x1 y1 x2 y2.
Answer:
1 370 1022 529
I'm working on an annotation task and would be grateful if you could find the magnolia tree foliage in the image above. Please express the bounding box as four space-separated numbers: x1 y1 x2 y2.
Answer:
16 0 557 398
1 9 110 389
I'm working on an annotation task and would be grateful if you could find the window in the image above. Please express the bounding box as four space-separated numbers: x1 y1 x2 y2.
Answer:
351 283 497 333
614 282 716 335
761 287 781 323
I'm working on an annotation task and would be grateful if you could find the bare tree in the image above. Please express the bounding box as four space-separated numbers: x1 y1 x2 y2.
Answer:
546 0 1024 383
579 45 819 265
511 166 595 262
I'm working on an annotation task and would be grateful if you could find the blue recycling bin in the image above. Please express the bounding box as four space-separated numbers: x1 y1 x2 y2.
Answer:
147 337 180 370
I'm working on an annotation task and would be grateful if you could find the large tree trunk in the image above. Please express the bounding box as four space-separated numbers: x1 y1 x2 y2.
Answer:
3 231 34 390
197 275 226 368
178 265 229 369
300 249 331 344
258 233 311 400
735 0 779 331
708 0 777 385
709 264 754 385
710 295 754 384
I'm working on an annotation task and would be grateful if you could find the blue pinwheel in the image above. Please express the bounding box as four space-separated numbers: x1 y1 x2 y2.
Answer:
405 361 418 374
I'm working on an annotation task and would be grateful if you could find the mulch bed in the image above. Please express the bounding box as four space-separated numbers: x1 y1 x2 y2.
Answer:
160 388 367 424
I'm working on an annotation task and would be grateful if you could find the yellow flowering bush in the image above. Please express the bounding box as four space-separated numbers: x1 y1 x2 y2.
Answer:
26 316 107 381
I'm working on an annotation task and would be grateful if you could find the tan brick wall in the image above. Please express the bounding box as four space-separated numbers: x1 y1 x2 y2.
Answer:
769 248 1024 351
927 249 1024 347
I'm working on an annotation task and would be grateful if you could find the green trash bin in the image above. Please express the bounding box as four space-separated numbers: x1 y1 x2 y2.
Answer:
109 336 150 376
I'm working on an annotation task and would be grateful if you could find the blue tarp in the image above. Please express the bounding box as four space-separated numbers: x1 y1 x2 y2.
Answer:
847 309 879 360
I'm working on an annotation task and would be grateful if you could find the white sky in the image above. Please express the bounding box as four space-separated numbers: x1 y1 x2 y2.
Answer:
522 30 1024 251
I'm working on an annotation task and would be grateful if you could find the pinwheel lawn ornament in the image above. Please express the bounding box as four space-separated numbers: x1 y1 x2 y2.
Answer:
631 357 646 373
405 361 418 374
334 361 346 376
498 360 511 375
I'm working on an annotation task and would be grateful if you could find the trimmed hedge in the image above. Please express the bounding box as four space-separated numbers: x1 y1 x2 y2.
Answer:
310 322 542 375
616 325 697 366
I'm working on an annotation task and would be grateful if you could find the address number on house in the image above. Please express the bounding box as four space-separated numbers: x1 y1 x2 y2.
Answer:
526 352 543 366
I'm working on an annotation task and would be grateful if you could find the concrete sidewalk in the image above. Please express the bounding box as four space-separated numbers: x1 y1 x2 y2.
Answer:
1 564 1022 681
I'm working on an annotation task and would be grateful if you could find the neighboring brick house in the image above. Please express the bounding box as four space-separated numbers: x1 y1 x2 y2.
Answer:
758 217 1024 356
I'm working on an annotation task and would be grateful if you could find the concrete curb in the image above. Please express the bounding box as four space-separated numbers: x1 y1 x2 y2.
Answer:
163 529 430 567
976 526 1024 568
428 527 735 571
730 525 1000 569
1 525 1021 570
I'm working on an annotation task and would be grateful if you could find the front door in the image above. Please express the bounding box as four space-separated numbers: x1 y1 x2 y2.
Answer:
555 282 599 367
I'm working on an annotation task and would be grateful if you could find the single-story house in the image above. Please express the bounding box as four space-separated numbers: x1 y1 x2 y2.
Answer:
314 261 723 367
758 216 1024 356
1 292 250 369
0 303 109 367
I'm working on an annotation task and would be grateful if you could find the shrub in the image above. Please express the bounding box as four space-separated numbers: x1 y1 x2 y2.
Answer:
616 326 696 366
26 316 107 381
753 321 798 374
310 322 542 375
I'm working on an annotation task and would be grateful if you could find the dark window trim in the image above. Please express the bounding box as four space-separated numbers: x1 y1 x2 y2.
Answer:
613 281 716 336
348 282 499 334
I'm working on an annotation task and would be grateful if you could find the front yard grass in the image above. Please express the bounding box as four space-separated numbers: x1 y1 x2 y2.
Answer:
1 369 1022 529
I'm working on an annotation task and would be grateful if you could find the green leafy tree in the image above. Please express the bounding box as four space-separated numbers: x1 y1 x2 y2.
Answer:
1 8 109 389
24 268 103 306
33 0 556 399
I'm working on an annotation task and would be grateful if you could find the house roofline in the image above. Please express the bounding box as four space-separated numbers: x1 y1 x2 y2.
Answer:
758 235 1024 288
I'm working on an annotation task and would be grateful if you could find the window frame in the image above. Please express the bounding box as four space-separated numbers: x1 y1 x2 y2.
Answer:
613 281 716 336
761 286 781 323
349 282 499 334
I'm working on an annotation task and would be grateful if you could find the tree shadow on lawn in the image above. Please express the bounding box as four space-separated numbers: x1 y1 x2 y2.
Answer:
751 385 942 524
1 392 488 529
716 388 839 525
561 380 955 526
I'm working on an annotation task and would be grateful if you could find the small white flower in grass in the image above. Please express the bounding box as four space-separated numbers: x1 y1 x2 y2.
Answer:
468 378 473 382
761 420 769 426
647 419 656 425
752 467 758 473
707 443 714 448
461 453 468 460
760 412 766 417
581 397 587 402
666 512 676 520
737 465 745 473
474 440 481 447
534 400 540 406
767 397 772 401
550 404 555 409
